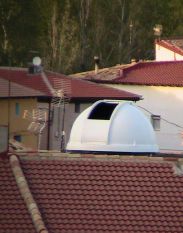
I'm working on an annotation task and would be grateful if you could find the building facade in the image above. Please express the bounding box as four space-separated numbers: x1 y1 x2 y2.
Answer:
155 39 183 61
0 67 140 151
73 61 183 152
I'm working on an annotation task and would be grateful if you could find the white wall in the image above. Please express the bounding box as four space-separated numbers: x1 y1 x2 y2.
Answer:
155 44 183 61
108 84 183 151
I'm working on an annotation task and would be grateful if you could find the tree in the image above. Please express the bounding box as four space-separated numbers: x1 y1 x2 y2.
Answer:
0 0 20 65
0 0 183 72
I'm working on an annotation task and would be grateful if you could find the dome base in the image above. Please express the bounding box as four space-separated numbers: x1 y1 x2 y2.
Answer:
67 142 159 154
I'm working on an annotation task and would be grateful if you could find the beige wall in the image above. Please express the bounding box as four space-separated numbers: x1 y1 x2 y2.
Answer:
37 102 49 150
49 102 91 150
0 98 100 151
0 98 38 149
108 84 183 151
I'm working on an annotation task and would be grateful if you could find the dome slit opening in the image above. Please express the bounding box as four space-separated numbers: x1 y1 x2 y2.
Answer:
88 102 118 120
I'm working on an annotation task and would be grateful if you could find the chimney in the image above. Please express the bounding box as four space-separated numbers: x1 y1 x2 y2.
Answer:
94 56 100 74
153 24 163 41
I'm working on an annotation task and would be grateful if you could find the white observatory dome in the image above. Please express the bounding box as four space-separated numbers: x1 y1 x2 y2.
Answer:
67 100 159 153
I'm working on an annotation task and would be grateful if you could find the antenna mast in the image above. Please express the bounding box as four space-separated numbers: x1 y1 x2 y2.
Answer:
51 78 71 152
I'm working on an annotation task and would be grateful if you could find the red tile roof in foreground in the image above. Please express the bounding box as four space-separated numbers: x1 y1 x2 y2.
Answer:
0 67 141 101
115 60 183 86
156 39 183 57
0 157 36 233
1 153 183 233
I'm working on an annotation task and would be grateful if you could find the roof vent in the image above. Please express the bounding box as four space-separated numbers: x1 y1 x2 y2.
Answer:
28 56 42 74
67 100 159 154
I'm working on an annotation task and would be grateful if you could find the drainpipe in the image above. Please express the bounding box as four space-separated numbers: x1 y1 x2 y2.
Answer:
7 80 11 153
60 101 66 152
47 101 51 150
10 154 48 233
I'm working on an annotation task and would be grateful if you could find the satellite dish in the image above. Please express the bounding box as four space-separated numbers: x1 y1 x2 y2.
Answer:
33 56 41 66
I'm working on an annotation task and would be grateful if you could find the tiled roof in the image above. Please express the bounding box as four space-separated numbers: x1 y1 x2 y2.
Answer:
115 60 183 86
0 67 52 96
47 71 141 100
0 67 141 101
1 153 183 233
71 60 183 87
71 63 132 81
0 77 46 97
0 157 36 233
156 39 183 56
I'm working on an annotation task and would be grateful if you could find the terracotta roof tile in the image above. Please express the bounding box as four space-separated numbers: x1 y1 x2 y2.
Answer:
0 77 46 97
0 67 141 101
74 60 183 87
46 71 141 100
2 154 183 232
6 156 183 232
0 68 52 96
0 157 36 233
71 64 133 81
115 60 183 86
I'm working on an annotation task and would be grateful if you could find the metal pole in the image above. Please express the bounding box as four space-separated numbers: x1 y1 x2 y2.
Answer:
7 80 11 153
47 102 51 150
60 101 66 152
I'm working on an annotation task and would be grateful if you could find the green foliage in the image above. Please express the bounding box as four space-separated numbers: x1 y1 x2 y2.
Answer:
0 0 183 72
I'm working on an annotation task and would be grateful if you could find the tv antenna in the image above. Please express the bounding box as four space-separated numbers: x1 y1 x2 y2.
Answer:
51 78 71 107
51 78 71 152
23 108 48 150
23 77 71 152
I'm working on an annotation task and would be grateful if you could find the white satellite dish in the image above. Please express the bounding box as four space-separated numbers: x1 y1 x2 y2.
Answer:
33 56 41 66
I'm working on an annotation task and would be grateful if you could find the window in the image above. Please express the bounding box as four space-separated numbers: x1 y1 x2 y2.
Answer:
151 115 161 130
15 103 20 116
75 103 80 113
14 135 22 142
88 102 118 120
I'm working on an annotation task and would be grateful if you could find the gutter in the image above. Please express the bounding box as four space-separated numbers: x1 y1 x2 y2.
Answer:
10 154 48 233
